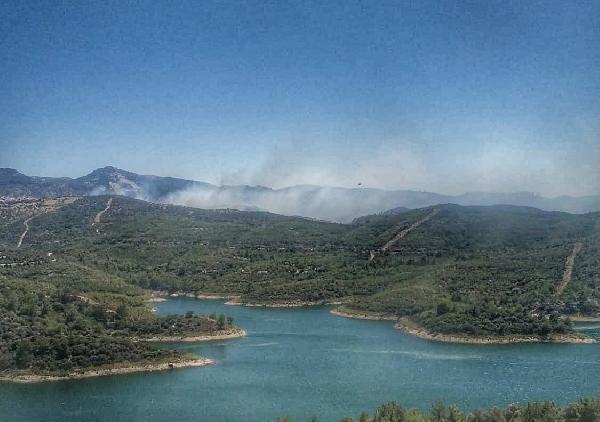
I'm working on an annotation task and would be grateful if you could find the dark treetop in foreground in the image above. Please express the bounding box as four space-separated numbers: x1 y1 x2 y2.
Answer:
281 397 600 422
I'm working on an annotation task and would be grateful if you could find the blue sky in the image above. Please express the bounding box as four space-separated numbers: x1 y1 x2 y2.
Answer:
1 0 599 195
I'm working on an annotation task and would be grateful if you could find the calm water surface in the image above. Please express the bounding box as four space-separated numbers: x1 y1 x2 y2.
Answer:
1 298 598 422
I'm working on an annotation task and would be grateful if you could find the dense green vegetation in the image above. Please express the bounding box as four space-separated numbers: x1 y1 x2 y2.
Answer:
0 202 239 375
278 397 600 422
1 195 598 374
0 268 235 375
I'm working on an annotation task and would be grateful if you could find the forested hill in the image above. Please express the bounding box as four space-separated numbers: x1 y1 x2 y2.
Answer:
1 196 599 347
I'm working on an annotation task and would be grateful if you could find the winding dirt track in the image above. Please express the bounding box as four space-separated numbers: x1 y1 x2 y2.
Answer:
556 242 583 296
11 197 78 248
369 208 440 261
16 216 35 248
92 198 113 225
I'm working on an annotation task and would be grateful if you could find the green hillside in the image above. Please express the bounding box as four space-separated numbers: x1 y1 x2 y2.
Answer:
1 195 598 374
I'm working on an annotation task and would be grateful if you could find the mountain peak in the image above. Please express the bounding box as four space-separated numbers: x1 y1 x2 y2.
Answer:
1 166 598 220
0 168 33 185
0 168 21 177
88 166 124 175
82 166 140 182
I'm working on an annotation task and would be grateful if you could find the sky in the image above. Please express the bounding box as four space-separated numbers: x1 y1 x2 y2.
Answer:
1 0 599 196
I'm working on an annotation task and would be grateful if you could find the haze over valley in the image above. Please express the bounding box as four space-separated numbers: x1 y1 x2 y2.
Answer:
2 166 598 223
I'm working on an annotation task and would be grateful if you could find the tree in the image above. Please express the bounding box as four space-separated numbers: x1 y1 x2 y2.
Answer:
404 409 427 422
446 405 465 422
89 305 107 322
571 398 600 422
116 304 129 319
519 402 561 422
6 292 18 312
54 338 70 360
429 401 447 422
0 352 13 370
436 303 450 316
217 314 226 330
374 402 405 421
15 342 33 369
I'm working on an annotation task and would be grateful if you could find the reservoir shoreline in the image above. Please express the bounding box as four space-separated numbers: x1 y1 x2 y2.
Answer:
150 293 598 344
149 290 343 308
2 296 599 421
0 358 213 384
0 319 246 384
330 307 597 344
393 319 597 345
137 328 246 342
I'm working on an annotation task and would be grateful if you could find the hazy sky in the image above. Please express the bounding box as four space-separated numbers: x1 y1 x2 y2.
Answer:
1 0 599 196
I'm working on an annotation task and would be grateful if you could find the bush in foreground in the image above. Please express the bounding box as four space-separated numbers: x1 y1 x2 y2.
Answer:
278 398 600 422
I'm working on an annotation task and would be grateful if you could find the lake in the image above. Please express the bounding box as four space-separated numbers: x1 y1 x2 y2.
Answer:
1 297 598 421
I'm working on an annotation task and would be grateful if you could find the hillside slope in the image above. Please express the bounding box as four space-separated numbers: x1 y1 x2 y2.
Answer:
1 196 598 346
0 197 245 378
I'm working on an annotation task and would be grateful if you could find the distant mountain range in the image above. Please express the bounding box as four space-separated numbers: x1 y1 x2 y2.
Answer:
1 166 598 222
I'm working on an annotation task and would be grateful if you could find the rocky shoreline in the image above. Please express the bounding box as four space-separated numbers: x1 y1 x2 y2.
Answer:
226 299 343 308
152 295 597 345
149 290 343 308
330 307 597 344
0 358 213 384
571 315 600 322
139 328 246 342
148 291 241 301
329 308 396 321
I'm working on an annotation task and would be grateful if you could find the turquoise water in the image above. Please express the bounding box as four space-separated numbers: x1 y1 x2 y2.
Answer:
1 298 598 422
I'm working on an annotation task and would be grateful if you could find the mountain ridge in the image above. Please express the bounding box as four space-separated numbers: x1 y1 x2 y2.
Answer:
1 166 598 221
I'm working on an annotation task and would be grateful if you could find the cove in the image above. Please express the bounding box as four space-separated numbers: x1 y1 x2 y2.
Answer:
0 297 598 422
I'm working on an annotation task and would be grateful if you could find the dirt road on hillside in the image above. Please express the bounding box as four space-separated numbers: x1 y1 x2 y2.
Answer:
369 208 440 261
93 198 113 225
556 242 583 296
16 216 35 248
